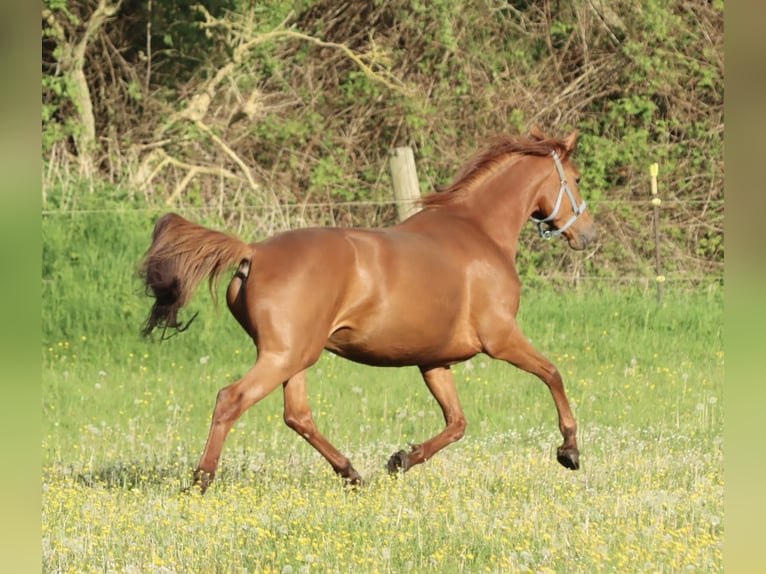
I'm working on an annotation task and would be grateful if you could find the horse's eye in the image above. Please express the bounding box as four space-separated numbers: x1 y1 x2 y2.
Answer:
575 177 581 185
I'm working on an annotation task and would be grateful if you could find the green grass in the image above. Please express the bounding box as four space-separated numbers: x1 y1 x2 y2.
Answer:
42 210 723 573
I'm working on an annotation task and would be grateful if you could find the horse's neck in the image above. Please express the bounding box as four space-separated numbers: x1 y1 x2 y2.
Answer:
398 156 546 259
459 158 545 257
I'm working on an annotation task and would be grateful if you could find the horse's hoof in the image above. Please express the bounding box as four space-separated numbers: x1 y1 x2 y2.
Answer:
180 480 207 496
192 468 214 494
556 446 580 470
345 472 364 489
387 450 411 475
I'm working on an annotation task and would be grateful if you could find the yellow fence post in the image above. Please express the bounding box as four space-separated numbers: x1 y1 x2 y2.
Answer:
650 163 664 304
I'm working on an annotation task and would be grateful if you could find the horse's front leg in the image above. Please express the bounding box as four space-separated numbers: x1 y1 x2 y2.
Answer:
387 366 467 474
486 326 580 470
282 370 363 485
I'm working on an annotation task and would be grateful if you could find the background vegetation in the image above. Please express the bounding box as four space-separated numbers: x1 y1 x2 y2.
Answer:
42 0 723 280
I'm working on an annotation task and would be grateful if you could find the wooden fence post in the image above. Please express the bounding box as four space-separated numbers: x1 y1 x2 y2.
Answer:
389 146 421 222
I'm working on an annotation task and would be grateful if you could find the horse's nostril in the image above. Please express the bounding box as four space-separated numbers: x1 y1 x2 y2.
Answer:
581 225 598 246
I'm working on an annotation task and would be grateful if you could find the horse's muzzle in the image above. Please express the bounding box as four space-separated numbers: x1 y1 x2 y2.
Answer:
569 224 598 250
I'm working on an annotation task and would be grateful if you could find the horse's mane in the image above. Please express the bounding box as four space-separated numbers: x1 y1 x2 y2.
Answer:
422 134 572 207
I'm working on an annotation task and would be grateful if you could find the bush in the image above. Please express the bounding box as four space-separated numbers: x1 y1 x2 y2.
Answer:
42 0 722 280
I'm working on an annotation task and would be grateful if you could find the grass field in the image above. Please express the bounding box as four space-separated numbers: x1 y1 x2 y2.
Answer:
41 208 722 572
42 250 722 573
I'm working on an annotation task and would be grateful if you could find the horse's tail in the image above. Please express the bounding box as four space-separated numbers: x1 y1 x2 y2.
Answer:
139 213 253 337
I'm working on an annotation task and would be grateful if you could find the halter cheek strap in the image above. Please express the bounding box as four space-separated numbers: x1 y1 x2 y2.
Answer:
530 151 587 239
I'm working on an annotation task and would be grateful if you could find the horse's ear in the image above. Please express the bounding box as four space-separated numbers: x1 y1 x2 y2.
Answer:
529 126 545 141
564 130 579 152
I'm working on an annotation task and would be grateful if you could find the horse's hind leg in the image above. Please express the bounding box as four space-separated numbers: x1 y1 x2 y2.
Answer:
282 370 363 485
193 352 294 493
488 328 580 470
387 366 467 474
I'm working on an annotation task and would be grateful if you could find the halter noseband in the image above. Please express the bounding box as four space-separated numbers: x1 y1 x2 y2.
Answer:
530 150 587 239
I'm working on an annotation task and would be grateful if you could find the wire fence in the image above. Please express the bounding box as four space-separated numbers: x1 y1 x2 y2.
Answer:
41 195 723 290
40 196 723 216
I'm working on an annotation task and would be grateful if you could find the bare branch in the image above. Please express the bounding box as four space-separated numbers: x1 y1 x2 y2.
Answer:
44 0 123 177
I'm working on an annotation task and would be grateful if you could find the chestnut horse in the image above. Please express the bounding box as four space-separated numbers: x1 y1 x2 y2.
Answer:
140 130 597 493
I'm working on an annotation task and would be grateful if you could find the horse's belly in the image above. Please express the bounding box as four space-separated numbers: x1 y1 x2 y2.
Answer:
325 322 480 367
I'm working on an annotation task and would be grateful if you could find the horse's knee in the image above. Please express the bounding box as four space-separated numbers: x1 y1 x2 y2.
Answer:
215 385 236 406
213 385 243 423
450 415 467 442
283 412 300 431
544 364 564 387
284 410 314 436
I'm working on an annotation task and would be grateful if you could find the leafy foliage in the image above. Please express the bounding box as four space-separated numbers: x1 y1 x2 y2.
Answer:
42 0 723 279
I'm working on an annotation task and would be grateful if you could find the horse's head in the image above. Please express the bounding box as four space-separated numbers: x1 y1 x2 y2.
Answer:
530 129 598 250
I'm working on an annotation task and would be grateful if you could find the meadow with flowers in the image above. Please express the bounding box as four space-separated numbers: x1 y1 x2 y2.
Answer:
42 212 722 573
